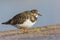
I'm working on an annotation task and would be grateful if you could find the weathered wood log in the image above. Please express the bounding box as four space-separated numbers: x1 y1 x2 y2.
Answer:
0 24 60 40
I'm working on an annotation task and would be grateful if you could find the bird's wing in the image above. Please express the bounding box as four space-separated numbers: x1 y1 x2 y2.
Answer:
2 11 31 25
10 13 27 25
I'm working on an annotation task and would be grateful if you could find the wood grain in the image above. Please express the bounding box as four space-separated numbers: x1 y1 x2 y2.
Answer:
0 24 60 40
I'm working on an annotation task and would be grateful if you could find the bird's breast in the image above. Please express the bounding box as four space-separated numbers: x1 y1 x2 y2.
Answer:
16 19 36 28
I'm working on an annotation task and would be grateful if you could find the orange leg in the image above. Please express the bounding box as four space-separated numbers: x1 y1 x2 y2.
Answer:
21 28 28 33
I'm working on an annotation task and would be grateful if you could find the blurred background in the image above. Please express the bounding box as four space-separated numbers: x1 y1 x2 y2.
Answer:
0 0 60 31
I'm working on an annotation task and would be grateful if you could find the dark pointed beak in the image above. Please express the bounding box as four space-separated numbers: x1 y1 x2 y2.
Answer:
38 14 42 16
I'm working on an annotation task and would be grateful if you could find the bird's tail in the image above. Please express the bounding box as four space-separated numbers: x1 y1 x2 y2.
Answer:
1 20 11 25
2 22 9 24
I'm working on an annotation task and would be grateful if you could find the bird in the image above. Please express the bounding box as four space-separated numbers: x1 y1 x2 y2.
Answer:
2 9 42 33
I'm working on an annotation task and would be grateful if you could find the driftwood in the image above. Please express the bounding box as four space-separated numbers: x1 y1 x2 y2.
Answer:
0 24 60 40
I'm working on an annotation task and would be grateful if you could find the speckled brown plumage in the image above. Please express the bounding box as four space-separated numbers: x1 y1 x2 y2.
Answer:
2 9 41 26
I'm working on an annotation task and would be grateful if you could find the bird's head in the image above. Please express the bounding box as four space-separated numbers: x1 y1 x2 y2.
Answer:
30 9 42 17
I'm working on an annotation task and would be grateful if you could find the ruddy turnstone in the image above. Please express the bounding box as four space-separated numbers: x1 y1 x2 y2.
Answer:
2 9 42 33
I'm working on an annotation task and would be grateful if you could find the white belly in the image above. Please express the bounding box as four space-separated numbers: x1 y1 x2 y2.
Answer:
16 19 36 28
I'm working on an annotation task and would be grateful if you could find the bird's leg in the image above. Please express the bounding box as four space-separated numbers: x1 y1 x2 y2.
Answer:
21 27 28 33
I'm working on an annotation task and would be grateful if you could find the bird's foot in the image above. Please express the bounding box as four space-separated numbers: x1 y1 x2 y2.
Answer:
21 28 28 33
